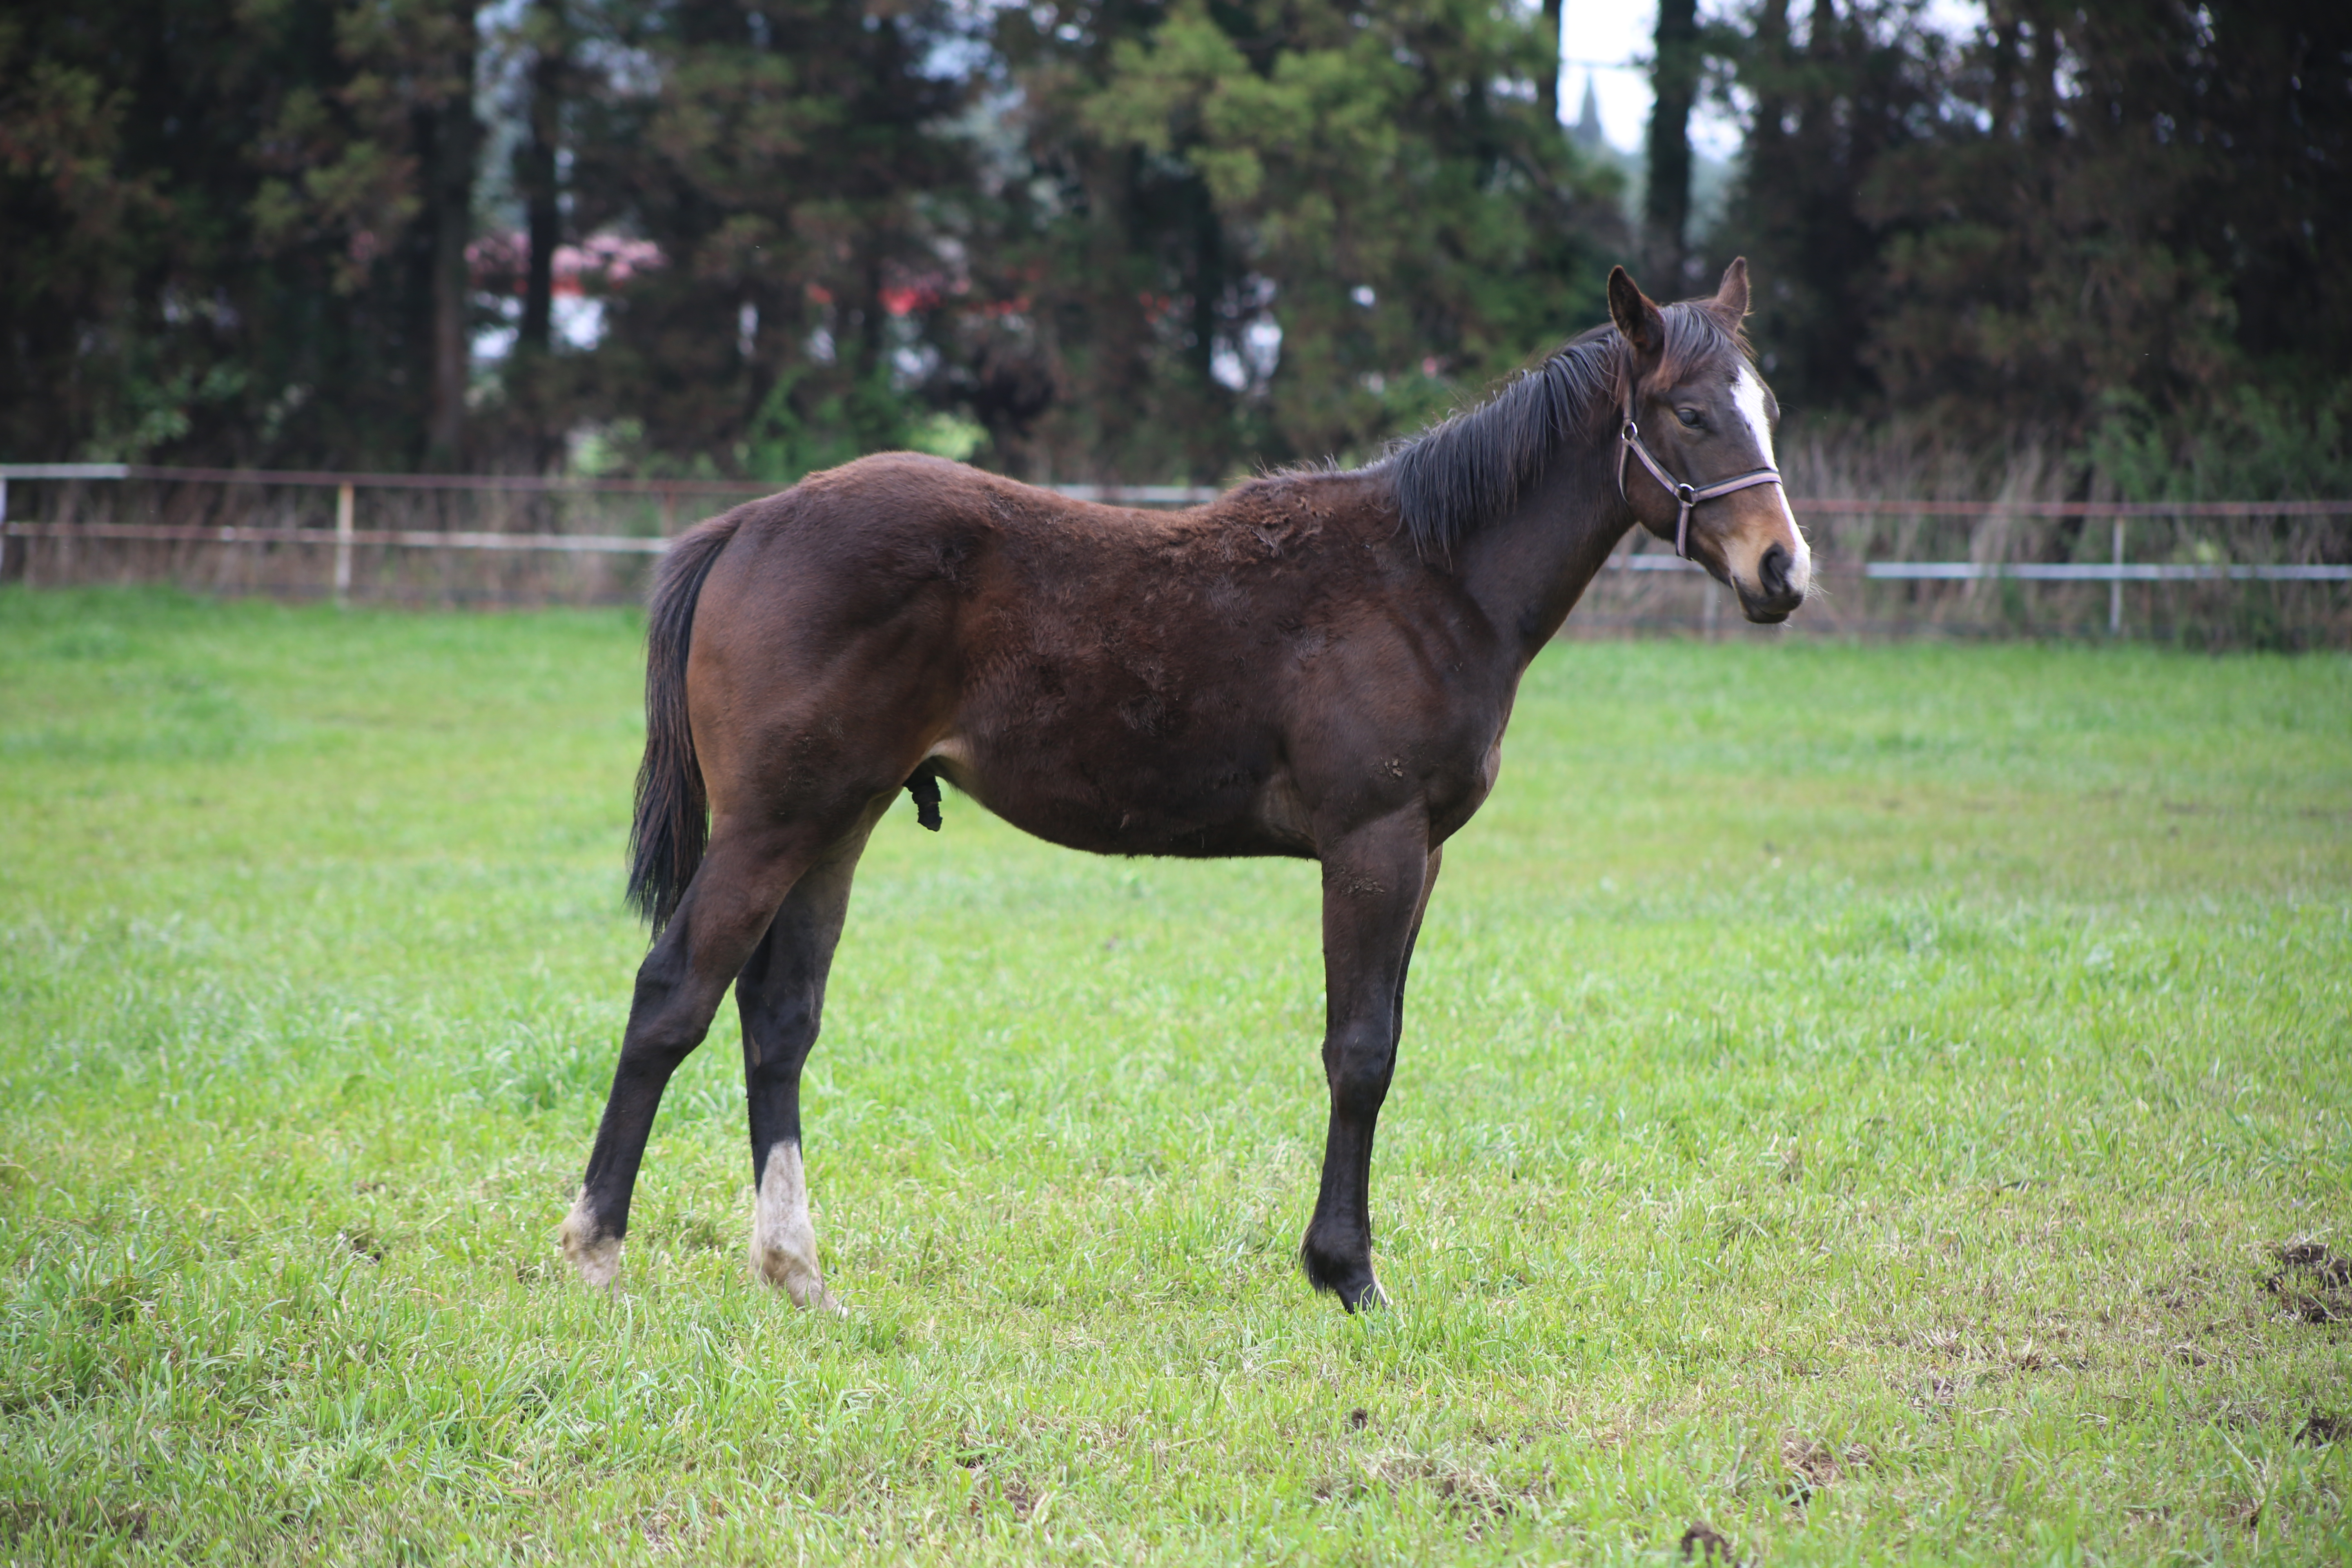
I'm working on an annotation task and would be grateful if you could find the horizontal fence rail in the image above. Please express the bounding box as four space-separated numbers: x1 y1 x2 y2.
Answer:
0 463 1229 505
0 521 670 554
1858 561 2349 581
4 519 2347 581
4 463 2347 642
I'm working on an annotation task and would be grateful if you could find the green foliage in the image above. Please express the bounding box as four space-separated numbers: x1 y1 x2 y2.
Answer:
0 0 481 470
2 592 2348 1561
563 0 977 477
2087 383 2352 505
5 0 2346 487
1011 0 1625 478
1720 0 2352 457
733 366 916 486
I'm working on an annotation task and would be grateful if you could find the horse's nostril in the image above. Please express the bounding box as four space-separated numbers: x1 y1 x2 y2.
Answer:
1759 542 1792 597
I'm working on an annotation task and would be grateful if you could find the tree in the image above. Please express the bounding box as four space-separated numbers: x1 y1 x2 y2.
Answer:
1862 0 2352 437
1719 0 2352 444
1644 0 1700 289
1006 0 1627 482
1715 0 1949 417
0 0 486 470
559 0 980 477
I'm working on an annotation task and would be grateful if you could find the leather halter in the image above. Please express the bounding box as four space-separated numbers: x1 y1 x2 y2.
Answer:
1616 383 1786 560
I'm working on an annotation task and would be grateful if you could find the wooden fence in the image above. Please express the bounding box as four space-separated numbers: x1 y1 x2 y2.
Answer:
4 463 2347 644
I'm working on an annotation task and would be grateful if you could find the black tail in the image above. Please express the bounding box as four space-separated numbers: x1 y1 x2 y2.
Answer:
626 512 743 932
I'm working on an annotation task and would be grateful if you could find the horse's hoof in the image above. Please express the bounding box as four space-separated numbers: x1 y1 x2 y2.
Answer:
1301 1236 1385 1310
752 1244 841 1313
558 1201 622 1289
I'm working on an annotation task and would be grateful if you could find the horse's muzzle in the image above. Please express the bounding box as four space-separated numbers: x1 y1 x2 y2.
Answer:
1737 542 1806 624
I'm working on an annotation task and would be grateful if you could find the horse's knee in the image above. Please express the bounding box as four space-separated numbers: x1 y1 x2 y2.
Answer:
1323 1024 1396 1118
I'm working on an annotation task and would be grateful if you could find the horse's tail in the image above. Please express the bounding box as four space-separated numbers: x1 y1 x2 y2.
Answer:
627 511 742 933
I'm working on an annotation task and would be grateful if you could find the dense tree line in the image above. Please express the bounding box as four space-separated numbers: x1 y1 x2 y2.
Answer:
1717 0 2352 483
3 0 2347 490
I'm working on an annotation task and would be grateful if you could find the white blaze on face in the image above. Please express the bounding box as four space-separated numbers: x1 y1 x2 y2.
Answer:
752 1140 837 1311
1730 366 1811 590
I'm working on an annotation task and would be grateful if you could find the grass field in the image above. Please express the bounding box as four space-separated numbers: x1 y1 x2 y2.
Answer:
1 586 2348 1566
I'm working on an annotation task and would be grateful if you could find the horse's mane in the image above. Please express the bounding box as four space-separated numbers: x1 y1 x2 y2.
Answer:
1378 301 1742 557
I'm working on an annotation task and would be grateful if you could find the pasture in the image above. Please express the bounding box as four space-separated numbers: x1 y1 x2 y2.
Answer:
0 586 2346 1565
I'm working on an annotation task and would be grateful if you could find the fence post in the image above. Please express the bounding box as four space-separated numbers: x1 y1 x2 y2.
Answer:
334 482 355 606
2109 518 2125 636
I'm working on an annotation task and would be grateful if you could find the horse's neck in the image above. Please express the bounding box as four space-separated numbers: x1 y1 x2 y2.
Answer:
1455 439 1636 659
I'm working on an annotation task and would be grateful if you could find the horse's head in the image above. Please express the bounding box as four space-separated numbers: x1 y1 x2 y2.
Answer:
1608 259 1811 624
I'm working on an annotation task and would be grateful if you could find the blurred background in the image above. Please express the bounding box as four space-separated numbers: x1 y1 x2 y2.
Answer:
4 0 2349 637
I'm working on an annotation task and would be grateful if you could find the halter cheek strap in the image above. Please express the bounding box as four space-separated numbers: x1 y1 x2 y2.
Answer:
1616 385 1785 560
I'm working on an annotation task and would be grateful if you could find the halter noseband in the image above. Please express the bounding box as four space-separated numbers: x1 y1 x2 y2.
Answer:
1616 383 1785 560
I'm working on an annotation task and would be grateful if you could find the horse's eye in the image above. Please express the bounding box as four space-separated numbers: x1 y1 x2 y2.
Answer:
1675 407 1704 429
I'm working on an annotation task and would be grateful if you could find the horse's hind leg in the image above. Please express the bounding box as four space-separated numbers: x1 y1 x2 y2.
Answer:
559 823 829 1287
735 808 881 1308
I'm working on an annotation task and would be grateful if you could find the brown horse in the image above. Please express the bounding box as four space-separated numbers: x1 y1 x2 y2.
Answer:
558 260 1811 1310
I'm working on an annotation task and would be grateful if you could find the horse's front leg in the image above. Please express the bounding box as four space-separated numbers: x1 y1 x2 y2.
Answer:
1301 811 1439 1310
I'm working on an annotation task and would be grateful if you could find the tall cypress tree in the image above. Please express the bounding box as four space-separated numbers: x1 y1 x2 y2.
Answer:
1645 0 1700 290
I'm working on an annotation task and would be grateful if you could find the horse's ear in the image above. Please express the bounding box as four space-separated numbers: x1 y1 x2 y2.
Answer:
1608 265 1665 370
1712 256 1751 323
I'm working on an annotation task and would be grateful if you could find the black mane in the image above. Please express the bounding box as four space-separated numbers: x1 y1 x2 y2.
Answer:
1379 302 1741 556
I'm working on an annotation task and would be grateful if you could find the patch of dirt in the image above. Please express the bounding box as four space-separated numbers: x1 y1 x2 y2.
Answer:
2265 1241 2351 1323
2297 1413 2347 1447
1327 1449 1539 1536
1681 1521 1737 1562
1782 1434 1840 1499
963 1471 1041 1522
1348 1407 1369 1431
2274 1241 2350 1283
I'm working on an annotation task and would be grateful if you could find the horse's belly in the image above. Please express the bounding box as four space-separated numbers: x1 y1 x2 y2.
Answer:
926 734 1312 859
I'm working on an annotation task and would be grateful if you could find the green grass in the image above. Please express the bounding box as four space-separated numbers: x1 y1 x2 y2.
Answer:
1 586 2348 1565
